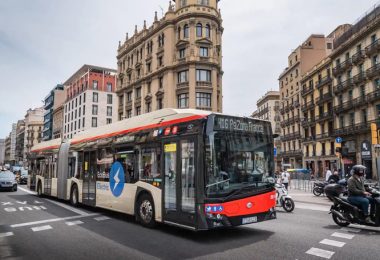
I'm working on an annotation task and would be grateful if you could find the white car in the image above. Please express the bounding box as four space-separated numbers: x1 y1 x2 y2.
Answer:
0 171 18 191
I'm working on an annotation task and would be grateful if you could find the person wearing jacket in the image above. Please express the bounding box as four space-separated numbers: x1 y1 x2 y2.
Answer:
347 165 375 224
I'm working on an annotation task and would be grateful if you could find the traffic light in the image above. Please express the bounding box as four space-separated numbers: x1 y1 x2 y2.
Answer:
371 123 378 145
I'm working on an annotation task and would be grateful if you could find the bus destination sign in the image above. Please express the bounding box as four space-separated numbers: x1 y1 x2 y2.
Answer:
214 116 264 133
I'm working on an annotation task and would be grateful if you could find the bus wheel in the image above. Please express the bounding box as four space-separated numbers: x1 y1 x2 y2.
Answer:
37 182 42 197
70 185 79 207
137 194 156 228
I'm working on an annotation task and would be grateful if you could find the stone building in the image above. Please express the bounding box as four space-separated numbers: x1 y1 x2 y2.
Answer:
24 108 44 163
116 0 223 119
15 120 25 165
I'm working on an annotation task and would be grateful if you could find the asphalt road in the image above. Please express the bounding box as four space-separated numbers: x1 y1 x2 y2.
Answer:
1 186 379 260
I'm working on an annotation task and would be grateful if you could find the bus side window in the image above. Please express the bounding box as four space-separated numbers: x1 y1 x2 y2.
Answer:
139 146 161 181
68 156 76 178
97 148 113 182
77 151 84 179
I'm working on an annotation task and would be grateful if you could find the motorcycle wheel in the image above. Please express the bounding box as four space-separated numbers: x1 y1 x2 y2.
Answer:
313 188 322 196
282 198 295 212
332 212 350 227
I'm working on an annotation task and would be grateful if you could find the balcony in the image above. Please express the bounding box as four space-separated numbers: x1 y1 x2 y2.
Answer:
365 39 380 56
334 78 354 93
332 59 352 76
301 101 315 112
294 100 300 108
366 63 380 79
352 50 366 64
334 99 354 113
353 72 366 84
316 76 332 88
280 132 301 141
280 107 285 114
278 150 303 158
334 120 376 137
316 92 333 105
315 112 333 122
301 86 313 96
294 115 300 123
315 132 333 140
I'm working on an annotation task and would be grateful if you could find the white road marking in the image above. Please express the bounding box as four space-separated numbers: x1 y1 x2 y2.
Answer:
11 213 99 228
306 247 335 259
46 199 88 216
319 238 346 248
295 202 330 212
94 216 110 221
331 232 355 240
17 186 36 195
0 232 14 238
31 225 52 232
341 227 361 233
65 220 83 226
350 224 380 232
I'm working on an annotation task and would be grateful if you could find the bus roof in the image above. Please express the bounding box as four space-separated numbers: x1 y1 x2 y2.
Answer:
31 108 211 153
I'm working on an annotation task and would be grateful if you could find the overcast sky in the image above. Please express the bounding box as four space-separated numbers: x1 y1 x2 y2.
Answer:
0 0 378 138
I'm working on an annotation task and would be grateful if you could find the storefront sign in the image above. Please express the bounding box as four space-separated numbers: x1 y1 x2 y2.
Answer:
361 140 372 159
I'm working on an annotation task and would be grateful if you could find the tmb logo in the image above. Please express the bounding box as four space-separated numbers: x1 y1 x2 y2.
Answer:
109 161 125 197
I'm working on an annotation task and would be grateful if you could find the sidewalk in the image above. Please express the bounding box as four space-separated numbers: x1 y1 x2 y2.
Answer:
288 189 332 206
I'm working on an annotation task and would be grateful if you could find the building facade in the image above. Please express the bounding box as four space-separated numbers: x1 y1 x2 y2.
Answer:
15 120 25 165
43 84 65 141
0 139 5 165
330 5 380 179
116 0 223 120
278 35 334 169
251 90 281 171
24 108 44 163
4 135 11 164
63 65 117 139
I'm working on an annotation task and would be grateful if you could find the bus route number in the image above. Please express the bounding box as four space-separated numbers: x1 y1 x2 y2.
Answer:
216 117 264 133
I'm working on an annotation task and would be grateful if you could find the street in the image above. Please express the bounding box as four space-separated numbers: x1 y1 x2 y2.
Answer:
0 186 378 260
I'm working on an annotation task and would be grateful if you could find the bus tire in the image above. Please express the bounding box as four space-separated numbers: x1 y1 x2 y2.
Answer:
137 193 156 228
37 181 42 197
70 185 79 207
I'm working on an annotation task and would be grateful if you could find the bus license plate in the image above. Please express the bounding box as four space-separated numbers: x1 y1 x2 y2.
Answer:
242 216 257 224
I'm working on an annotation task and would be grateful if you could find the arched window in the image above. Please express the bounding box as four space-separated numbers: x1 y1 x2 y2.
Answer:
178 27 181 40
184 24 189 38
196 23 203 37
205 24 211 38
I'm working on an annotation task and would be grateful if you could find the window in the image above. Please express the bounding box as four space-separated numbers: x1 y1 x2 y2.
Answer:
78 119 81 129
200 47 208 57
180 0 187 7
373 55 379 66
107 106 112 117
327 42 333 49
147 82 151 93
136 87 141 98
178 93 189 108
371 34 377 43
106 118 112 124
83 105 85 116
178 70 188 83
136 106 141 116
348 90 353 100
374 78 380 89
184 24 189 38
83 93 86 102
139 146 161 180
198 0 209 5
127 91 132 101
92 105 98 115
79 95 82 105
179 48 186 59
196 69 211 82
360 85 365 97
159 76 164 89
93 92 98 103
377 104 380 118
196 92 211 107
340 116 345 128
158 56 163 66
146 102 152 113
158 33 165 47
107 83 112 92
178 27 181 40
205 24 210 38
107 94 113 104
146 62 151 72
349 112 355 126
127 109 132 118
196 23 203 37
362 109 367 123
92 117 97 127
93 80 98 90
83 118 85 128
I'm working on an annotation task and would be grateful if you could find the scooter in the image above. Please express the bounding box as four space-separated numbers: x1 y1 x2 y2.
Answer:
327 184 380 227
275 183 295 212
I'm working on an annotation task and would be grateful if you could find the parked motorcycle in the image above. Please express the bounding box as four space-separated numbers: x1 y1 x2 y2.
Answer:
327 184 380 227
275 183 295 212
313 181 328 196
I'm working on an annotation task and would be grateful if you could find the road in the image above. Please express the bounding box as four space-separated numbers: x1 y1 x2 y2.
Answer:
1 186 379 260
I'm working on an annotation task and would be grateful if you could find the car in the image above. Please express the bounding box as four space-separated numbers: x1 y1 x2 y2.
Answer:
18 170 28 184
0 171 18 191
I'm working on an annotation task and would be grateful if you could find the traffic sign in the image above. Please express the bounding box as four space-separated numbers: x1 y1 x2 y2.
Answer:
336 137 343 143
274 147 277 157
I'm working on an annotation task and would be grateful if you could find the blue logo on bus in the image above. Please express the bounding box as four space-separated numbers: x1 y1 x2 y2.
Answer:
205 205 224 213
109 161 125 197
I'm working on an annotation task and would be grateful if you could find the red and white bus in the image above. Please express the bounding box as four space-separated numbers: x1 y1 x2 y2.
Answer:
29 108 276 230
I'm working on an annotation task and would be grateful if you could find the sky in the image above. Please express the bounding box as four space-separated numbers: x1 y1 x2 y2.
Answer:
0 0 379 138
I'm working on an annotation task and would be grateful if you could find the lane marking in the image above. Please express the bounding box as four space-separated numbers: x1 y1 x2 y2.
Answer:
46 199 89 216
65 220 83 226
31 225 52 232
295 202 330 212
94 216 110 221
319 239 346 248
18 186 37 195
331 232 355 240
0 232 14 238
306 247 335 259
11 213 99 228
341 227 361 233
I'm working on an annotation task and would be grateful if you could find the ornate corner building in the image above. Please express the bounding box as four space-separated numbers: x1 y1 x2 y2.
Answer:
116 0 223 120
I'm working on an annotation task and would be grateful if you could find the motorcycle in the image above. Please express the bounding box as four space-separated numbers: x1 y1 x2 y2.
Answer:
327 184 380 227
313 181 329 196
275 183 295 212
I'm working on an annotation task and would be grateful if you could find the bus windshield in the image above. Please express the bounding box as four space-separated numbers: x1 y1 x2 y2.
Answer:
205 131 273 198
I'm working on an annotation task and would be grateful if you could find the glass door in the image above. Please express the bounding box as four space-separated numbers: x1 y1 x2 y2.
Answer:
163 137 196 227
82 151 96 206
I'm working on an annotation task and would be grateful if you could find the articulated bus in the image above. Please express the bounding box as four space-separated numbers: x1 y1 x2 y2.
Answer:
29 108 276 230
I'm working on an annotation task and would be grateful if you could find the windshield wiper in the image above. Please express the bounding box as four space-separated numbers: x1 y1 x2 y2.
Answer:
206 179 231 189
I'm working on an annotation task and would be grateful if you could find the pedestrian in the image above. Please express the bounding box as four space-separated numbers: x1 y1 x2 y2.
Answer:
328 168 340 183
281 170 290 190
325 168 332 182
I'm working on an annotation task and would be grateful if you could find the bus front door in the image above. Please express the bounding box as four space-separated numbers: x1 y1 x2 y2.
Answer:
82 151 96 206
163 138 197 229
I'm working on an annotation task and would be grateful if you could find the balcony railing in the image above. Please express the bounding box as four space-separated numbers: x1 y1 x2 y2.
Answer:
334 78 354 93
316 76 332 88
366 63 380 79
335 90 380 113
332 59 352 76
294 100 300 108
278 150 303 157
280 132 301 141
365 39 380 56
315 132 333 140
315 112 333 122
352 50 366 64
301 86 314 96
301 101 315 112
317 92 333 105
334 120 377 136
353 72 366 84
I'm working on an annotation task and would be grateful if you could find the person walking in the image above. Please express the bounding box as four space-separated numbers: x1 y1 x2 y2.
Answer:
281 170 290 190
325 168 332 182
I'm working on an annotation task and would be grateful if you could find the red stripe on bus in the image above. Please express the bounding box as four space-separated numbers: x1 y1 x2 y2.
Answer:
31 145 60 153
